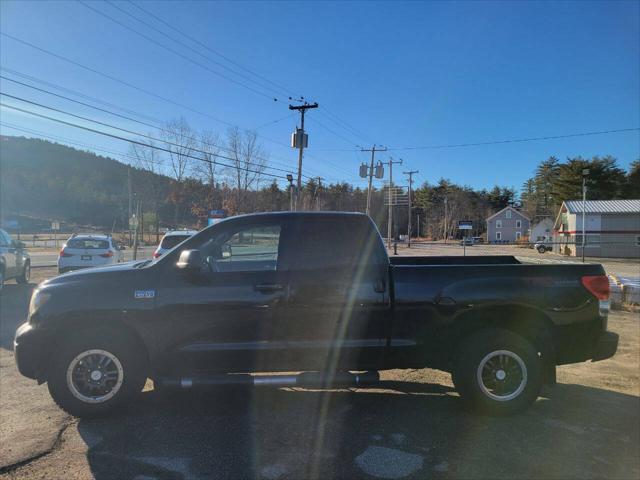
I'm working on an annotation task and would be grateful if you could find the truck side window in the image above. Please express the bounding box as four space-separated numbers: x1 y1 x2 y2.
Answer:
200 224 281 273
286 218 386 270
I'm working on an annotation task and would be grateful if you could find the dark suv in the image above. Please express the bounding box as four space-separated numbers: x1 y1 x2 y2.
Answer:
0 228 31 290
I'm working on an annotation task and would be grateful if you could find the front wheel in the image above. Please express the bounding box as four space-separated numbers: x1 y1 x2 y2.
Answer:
47 330 148 417
453 328 543 415
537 245 547 254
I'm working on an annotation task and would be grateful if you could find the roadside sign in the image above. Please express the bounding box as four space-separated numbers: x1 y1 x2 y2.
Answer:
51 221 60 231
458 220 472 230
129 215 138 228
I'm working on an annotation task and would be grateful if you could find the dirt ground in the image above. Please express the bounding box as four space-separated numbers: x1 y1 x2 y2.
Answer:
0 267 638 479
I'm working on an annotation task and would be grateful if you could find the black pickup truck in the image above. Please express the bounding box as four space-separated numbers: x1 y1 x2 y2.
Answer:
15 212 617 417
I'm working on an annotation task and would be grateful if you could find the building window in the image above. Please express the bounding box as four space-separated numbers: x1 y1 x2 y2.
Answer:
496 220 502 228
516 231 522 240
516 220 522 228
506 210 512 219
496 231 502 241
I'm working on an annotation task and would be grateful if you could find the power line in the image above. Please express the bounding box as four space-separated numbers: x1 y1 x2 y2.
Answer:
0 100 291 180
78 0 280 102
0 74 318 176
0 121 165 167
103 0 291 99
0 92 309 178
317 107 377 145
127 0 301 100
0 33 357 182
1 67 165 125
318 128 640 152
308 115 361 147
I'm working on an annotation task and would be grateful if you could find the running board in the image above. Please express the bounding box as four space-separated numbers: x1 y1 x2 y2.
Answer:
159 371 380 389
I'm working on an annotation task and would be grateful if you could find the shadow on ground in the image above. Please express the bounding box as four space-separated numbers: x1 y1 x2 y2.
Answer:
76 381 640 480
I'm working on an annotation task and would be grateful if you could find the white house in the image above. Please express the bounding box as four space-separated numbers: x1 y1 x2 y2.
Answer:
529 217 554 243
553 199 640 258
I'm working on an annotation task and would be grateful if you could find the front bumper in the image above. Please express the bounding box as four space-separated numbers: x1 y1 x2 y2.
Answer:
14 322 48 380
592 331 619 362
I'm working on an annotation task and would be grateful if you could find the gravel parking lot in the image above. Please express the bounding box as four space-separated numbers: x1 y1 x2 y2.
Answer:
1 267 638 479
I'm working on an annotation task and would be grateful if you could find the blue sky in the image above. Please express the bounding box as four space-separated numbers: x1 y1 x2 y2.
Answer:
1 0 638 192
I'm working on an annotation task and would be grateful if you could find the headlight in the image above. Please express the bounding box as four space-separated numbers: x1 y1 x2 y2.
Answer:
29 289 51 317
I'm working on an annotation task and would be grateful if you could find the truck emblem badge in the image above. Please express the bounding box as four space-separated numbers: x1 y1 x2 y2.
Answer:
134 290 155 299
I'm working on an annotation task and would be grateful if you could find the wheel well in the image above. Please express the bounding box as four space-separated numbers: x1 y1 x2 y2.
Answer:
450 305 556 382
44 318 151 380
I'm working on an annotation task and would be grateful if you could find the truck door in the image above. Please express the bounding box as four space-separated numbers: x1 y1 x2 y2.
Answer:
156 219 289 373
279 216 389 371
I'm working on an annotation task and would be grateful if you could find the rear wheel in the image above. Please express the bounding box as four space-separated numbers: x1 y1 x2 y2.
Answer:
17 261 30 284
453 328 542 415
47 329 147 417
537 245 547 254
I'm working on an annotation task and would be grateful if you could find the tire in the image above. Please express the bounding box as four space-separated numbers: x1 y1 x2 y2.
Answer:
537 246 546 254
0 267 4 292
453 328 543 416
16 261 30 284
47 329 148 417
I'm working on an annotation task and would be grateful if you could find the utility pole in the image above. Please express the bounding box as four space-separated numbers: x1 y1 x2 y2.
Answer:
361 145 387 216
444 196 448 244
286 174 294 211
127 166 132 246
314 176 323 211
582 168 589 263
289 102 318 211
403 170 419 248
132 200 140 261
386 157 403 248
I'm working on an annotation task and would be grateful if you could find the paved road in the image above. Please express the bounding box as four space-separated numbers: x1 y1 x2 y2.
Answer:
1 268 639 479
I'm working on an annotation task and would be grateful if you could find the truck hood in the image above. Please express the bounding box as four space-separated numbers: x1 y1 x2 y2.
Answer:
41 260 151 287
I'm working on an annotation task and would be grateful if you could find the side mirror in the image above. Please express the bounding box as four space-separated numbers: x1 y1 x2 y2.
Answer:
177 249 204 273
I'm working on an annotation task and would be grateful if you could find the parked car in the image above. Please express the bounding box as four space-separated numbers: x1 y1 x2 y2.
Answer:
15 212 616 417
472 236 484 244
0 229 30 290
535 242 552 254
459 237 474 246
57 234 123 274
153 230 198 258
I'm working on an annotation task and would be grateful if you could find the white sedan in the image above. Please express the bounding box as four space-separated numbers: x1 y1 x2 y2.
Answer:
58 234 123 273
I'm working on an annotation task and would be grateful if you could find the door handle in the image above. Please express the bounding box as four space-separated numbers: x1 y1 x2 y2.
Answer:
254 283 284 293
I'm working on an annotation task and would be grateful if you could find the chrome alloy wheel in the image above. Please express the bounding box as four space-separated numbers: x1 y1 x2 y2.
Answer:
66 349 124 403
476 350 527 402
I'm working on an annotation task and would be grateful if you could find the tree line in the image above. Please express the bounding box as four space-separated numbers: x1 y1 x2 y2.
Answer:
1 132 637 240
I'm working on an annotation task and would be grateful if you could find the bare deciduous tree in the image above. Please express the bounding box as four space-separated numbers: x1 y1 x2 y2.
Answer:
226 127 267 212
129 139 166 241
192 130 222 210
161 117 196 225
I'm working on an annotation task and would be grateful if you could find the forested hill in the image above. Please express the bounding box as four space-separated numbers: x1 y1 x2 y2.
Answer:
0 136 172 228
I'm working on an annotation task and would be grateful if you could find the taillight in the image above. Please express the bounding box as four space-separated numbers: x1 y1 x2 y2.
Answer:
99 251 114 258
59 248 73 257
153 251 161 258
581 275 610 300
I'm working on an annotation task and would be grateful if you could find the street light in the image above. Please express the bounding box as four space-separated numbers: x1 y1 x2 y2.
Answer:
286 174 294 211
